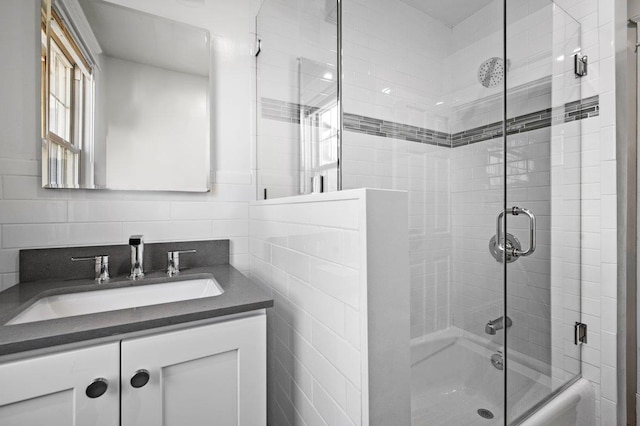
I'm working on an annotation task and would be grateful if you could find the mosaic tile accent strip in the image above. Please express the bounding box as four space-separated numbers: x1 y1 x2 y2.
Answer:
343 113 451 147
261 98 450 147
261 95 599 148
261 98 303 124
451 95 600 147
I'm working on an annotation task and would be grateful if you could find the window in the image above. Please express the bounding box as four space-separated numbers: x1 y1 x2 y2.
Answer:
301 101 339 191
42 5 94 188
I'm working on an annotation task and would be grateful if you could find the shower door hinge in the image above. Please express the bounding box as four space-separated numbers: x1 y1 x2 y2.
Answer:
574 322 588 345
574 54 588 77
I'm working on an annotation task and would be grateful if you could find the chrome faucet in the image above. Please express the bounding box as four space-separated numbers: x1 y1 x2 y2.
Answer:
167 249 196 277
71 255 110 283
485 316 512 335
129 235 145 280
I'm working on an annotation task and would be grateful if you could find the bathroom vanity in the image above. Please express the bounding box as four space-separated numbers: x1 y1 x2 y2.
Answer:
0 240 272 425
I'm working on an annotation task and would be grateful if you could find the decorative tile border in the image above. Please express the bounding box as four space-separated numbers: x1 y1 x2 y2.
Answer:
343 113 451 147
261 98 303 124
451 95 599 147
260 95 599 148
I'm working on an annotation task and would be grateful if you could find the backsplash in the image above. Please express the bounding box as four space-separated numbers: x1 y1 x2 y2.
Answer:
19 240 230 283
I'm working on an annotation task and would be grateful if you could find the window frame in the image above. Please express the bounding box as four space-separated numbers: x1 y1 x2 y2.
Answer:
41 2 93 188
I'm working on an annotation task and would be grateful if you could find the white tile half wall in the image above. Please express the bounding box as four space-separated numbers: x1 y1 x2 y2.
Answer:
248 189 410 426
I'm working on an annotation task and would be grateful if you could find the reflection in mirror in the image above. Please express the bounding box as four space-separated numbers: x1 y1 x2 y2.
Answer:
299 58 338 195
41 0 211 191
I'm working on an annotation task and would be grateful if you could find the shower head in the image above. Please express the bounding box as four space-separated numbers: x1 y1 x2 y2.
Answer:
478 57 505 88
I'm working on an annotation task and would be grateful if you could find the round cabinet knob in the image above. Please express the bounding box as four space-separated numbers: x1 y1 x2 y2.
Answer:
130 369 150 388
86 378 109 398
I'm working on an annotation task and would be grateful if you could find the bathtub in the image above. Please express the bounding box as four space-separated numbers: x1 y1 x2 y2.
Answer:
411 328 595 425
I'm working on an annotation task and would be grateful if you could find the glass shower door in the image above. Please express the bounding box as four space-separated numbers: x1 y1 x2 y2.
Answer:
504 2 583 423
255 0 339 200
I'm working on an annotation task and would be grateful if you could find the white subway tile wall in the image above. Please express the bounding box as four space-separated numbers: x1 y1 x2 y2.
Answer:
249 194 363 425
342 0 454 342
343 0 452 132
343 132 452 338
248 189 410 426
554 0 617 422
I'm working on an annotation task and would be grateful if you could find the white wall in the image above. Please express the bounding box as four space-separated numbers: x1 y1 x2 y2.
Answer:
343 0 452 131
0 0 260 290
342 134 452 339
552 0 618 423
248 189 410 426
342 0 454 341
104 57 209 191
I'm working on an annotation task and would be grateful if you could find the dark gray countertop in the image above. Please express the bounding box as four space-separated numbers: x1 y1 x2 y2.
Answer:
0 265 273 356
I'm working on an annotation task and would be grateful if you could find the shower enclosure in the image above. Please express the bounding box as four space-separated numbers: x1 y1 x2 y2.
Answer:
256 0 591 424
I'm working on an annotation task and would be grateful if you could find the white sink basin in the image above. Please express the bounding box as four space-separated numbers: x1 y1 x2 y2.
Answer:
7 277 224 325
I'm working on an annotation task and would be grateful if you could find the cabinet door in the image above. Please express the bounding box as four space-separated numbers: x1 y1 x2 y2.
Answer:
0 343 120 426
121 313 266 426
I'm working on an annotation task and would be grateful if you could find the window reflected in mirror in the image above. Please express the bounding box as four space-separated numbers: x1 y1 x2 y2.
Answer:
42 3 94 188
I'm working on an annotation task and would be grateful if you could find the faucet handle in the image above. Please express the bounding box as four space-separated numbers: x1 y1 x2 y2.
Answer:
72 255 110 283
129 235 144 245
167 250 196 276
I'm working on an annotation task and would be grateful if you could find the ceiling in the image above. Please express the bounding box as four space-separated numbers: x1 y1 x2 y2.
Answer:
399 0 495 27
78 0 210 76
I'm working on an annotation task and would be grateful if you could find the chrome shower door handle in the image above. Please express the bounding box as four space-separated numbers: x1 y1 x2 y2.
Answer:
495 210 506 252
511 207 536 257
491 206 536 262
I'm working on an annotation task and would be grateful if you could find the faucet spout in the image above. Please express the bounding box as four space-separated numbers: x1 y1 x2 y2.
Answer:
129 235 145 280
485 316 512 335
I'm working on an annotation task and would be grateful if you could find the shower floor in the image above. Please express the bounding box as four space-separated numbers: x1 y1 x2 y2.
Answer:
412 380 502 425
410 328 551 426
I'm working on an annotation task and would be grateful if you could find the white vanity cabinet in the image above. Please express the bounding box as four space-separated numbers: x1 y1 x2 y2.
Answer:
121 312 266 426
0 312 266 426
0 342 120 426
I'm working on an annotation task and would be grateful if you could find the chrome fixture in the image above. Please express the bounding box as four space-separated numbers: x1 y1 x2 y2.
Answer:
489 206 536 263
311 175 324 193
71 255 110 283
129 235 145 280
574 53 588 77
485 316 512 335
574 322 588 345
478 57 505 88
167 250 197 276
489 233 521 263
490 352 504 371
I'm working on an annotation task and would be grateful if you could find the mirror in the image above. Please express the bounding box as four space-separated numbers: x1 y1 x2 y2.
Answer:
41 0 211 191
